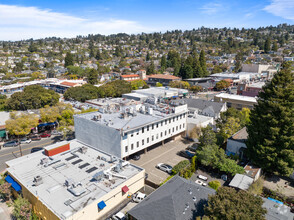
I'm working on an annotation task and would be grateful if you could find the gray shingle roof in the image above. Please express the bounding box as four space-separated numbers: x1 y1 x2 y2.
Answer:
128 176 215 220
183 98 225 114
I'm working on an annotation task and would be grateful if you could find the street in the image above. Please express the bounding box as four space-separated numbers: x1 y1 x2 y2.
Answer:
0 136 62 172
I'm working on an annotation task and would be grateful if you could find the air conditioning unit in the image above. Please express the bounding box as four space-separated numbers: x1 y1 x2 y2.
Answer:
33 176 43 186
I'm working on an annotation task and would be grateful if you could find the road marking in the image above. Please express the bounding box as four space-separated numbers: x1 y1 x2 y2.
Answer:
0 140 55 159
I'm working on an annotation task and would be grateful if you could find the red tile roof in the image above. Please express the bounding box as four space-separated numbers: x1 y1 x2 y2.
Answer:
147 74 180 80
60 81 78 87
121 74 139 78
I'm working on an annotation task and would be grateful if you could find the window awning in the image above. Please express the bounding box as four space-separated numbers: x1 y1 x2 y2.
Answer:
5 175 14 184
122 185 129 193
98 201 106 210
11 181 21 192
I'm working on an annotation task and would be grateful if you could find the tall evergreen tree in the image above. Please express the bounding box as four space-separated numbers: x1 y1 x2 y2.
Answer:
160 55 167 72
199 50 208 76
246 63 294 176
87 69 99 85
264 37 271 53
64 52 74 67
272 41 278 52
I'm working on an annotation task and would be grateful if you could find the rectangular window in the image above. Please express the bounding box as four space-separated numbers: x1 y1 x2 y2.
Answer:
142 127 144 133
169 119 171 123
142 139 144 145
176 116 179 120
125 146 128 152
156 134 159 139
161 121 163 126
152 136 154 141
176 126 178 131
147 137 149 143
165 130 167 136
172 127 174 132
161 132 163 137
147 125 149 131
131 144 134 150
180 124 182 129
137 141 139 148
169 129 171 134
173 117 175 122
137 130 139 135
183 123 185 128
152 124 154 129
165 120 167 125
156 123 159 128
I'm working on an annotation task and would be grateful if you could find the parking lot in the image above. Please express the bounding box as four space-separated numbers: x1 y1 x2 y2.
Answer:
130 138 191 185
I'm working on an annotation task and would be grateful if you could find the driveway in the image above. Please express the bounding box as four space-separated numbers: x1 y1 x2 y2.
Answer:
130 138 191 185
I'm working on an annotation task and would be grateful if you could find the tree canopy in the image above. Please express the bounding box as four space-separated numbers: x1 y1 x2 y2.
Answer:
205 187 267 220
246 63 294 176
6 85 59 110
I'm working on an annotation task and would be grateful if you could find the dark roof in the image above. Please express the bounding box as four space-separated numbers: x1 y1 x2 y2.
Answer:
183 98 225 114
230 127 248 142
128 175 215 220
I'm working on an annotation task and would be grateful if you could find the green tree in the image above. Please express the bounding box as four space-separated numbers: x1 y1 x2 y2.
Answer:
0 95 7 111
215 80 230 90
6 112 39 156
6 85 59 110
40 106 61 123
64 52 74 67
264 37 271 54
272 41 278 52
199 126 217 148
246 65 294 175
199 50 208 76
131 80 148 90
234 60 242 73
146 61 155 75
169 81 190 89
248 177 264 196
208 180 221 191
87 69 98 85
160 55 167 72
13 196 32 220
64 84 99 102
205 187 267 220
156 82 163 87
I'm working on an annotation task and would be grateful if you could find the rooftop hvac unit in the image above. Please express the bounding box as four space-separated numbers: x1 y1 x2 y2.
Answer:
93 171 104 181
79 146 87 154
65 178 75 187
110 155 118 163
113 163 122 173
33 176 43 186
40 158 49 165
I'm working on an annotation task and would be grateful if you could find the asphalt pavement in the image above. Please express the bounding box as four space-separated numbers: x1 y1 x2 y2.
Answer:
0 136 62 172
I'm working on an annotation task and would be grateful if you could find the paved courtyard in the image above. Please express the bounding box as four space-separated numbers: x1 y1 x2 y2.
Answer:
129 138 191 185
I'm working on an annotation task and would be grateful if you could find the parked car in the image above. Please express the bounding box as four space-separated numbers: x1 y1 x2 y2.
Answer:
178 150 195 159
195 179 207 186
40 132 51 138
197 175 208 181
20 138 31 144
31 135 41 141
31 147 43 153
133 192 147 203
3 141 19 147
156 163 173 174
130 154 140 161
187 143 198 152
51 130 63 136
112 212 126 220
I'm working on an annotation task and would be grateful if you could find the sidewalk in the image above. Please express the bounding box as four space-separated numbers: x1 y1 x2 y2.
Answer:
0 199 12 220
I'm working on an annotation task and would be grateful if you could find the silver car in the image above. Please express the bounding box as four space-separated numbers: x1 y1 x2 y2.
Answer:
156 163 173 174
20 138 31 144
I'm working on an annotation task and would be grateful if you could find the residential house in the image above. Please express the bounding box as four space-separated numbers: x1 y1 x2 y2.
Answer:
214 93 257 110
226 127 248 158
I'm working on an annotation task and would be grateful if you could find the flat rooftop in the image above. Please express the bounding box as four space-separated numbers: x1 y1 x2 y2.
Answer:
247 82 265 88
215 93 257 103
6 140 143 220
74 103 188 132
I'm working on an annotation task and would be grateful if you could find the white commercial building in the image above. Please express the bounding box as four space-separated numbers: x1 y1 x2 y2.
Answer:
74 101 188 158
5 140 145 220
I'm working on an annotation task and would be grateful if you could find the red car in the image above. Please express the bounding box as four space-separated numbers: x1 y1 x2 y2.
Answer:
40 132 51 138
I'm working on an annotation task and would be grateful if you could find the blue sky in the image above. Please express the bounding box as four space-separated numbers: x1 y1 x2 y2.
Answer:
0 0 293 40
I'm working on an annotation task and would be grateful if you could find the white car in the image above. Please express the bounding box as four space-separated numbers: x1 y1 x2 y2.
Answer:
133 192 147 203
20 138 31 144
195 180 207 186
197 175 208 181
112 212 126 220
156 163 173 174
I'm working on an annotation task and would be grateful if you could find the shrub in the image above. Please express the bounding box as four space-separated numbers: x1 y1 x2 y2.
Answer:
172 160 190 175
208 180 221 191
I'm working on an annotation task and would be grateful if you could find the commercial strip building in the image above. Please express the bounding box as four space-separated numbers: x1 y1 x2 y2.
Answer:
146 74 181 86
237 82 265 97
122 87 189 101
5 140 145 220
74 100 188 159
214 93 257 110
